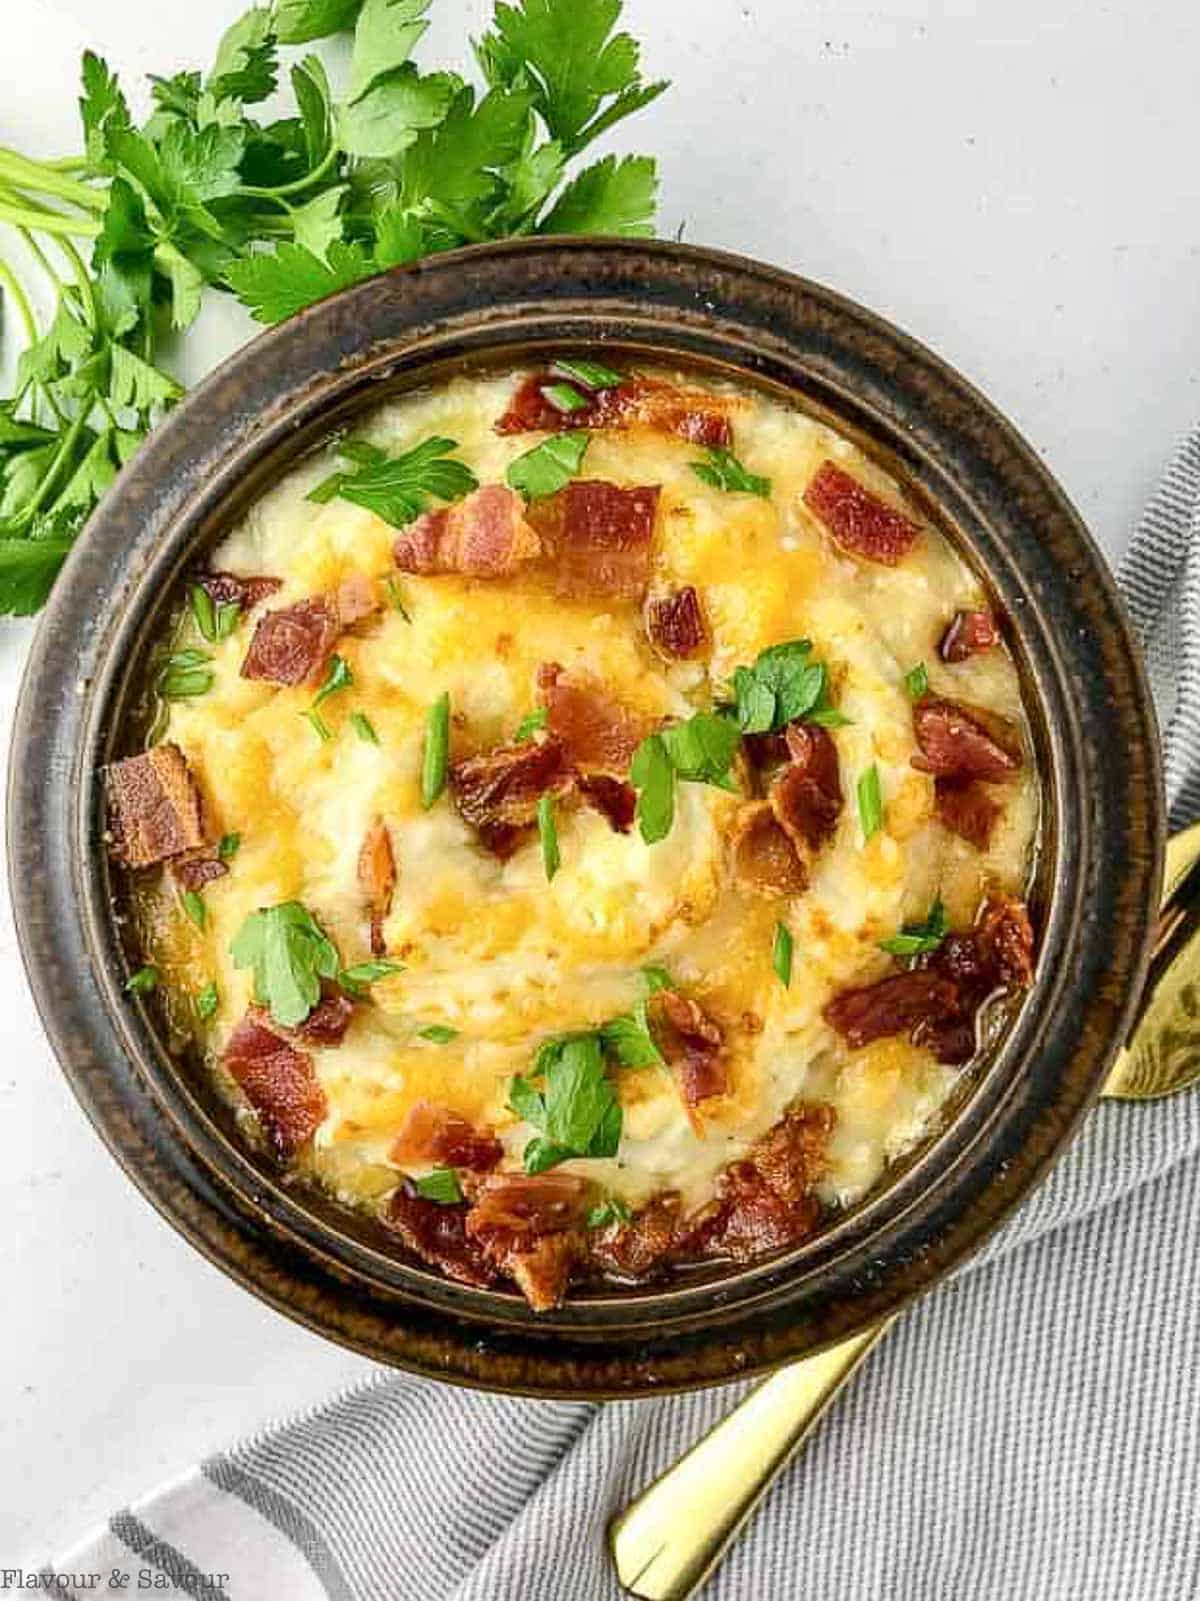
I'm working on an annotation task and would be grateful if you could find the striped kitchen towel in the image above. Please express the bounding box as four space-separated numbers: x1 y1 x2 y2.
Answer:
40 429 1200 1600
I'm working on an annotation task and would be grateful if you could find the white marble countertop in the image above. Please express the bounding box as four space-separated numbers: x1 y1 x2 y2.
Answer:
3 0 1198 1565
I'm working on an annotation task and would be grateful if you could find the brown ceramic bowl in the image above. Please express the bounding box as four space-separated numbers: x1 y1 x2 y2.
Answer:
7 240 1163 1396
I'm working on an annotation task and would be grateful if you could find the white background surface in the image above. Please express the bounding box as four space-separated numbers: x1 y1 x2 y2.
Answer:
1 0 1198 1566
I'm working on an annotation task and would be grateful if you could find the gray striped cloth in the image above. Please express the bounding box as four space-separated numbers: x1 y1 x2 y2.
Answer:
45 433 1200 1599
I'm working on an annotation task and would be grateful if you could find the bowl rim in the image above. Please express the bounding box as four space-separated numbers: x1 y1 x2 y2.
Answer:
7 236 1164 1396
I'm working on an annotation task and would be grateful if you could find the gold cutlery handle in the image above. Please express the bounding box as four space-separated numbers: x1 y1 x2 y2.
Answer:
608 1319 894 1599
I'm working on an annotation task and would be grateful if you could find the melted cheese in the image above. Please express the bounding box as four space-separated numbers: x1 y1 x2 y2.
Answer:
139 368 1039 1217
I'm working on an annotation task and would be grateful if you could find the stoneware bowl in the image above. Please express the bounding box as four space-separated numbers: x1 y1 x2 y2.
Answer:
8 239 1164 1396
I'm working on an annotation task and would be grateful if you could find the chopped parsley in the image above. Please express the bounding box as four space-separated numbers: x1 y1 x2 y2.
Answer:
630 711 741 845
538 791 560 881
216 832 240 859
587 1196 633 1230
338 958 403 996
414 1167 464 1205
514 705 549 741
181 889 206 931
879 899 949 959
642 965 674 994
508 1032 623 1174
773 922 793 987
904 662 929 700
418 1024 459 1044
690 445 771 498
158 648 214 701
230 901 340 1028
730 638 836 734
540 380 588 414
312 652 353 707
308 436 478 529
195 980 219 1021
349 711 380 745
600 1002 662 1067
190 584 239 644
421 692 450 809
124 965 158 995
857 764 884 841
552 357 623 391
505 430 590 499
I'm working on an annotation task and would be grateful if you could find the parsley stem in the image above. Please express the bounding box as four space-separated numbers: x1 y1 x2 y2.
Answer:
12 410 88 528
422 693 451 810
0 253 37 345
0 190 100 239
0 150 106 212
236 142 340 202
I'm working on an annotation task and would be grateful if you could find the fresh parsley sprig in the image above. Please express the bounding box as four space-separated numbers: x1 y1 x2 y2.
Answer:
309 436 478 528
879 898 948 959
509 1032 623 1174
230 900 340 1028
630 711 742 845
505 430 589 500
0 0 668 616
690 445 770 498
728 638 850 735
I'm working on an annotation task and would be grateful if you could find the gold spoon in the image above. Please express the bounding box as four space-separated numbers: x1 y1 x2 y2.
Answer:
608 820 1200 1601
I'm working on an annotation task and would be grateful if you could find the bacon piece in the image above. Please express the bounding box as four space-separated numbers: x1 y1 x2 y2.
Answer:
357 816 396 956
498 1233 580 1312
241 596 340 686
223 1012 327 1158
651 991 728 1106
803 460 920 565
196 571 282 613
335 570 379 628
590 1193 681 1279
940 609 998 662
935 776 1002 850
107 744 207 868
771 723 843 853
382 1187 497 1289
495 373 732 448
393 484 540 579
748 1102 836 1208
450 737 569 857
912 696 1023 782
823 894 1035 1065
293 986 355 1047
170 850 227 892
646 586 707 659
526 482 659 601
730 801 808 896
576 773 637 833
538 662 645 773
390 1101 503 1173
466 1172 589 1235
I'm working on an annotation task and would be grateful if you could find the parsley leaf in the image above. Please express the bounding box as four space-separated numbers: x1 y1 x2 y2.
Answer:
630 712 741 845
629 733 675 845
537 791 560 881
857 765 884 841
418 1023 458 1044
309 435 477 528
773 921 793 987
195 980 219 1021
513 706 549 741
338 958 403 992
690 446 771 498
225 241 378 324
538 153 657 236
880 899 948 959
124 965 158 995
904 662 930 700
414 1166 464 1203
507 1031 623 1174
642 965 673 994
217 832 241 859
505 430 589 499
600 1001 662 1067
587 1196 632 1229
230 901 340 1028
422 692 450 809
277 1 367 46
159 648 214 700
729 639 845 734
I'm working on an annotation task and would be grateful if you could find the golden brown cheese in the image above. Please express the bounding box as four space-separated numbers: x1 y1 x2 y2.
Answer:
135 368 1038 1218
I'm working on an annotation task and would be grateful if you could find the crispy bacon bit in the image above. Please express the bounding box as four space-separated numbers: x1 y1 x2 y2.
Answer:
646 586 707 659
357 817 396 956
390 1101 503 1173
823 894 1035 1065
107 744 207 868
675 1103 834 1263
223 1012 327 1158
450 737 569 857
466 1171 589 1235
803 460 920 565
241 596 340 686
393 484 540 579
196 571 282 613
576 773 637 833
912 696 1023 782
538 662 645 773
171 851 228 892
499 1234 580 1312
590 1193 681 1279
935 776 1002 850
495 373 732 448
292 986 356 1047
651 991 728 1106
382 1187 496 1289
940 609 998 662
526 481 659 601
772 723 843 852
335 571 379 628
730 801 808 897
